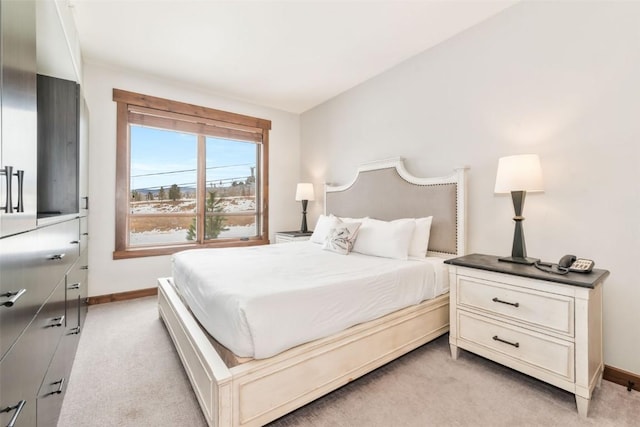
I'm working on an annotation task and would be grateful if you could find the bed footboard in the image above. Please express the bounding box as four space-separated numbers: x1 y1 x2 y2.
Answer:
230 293 449 426
158 277 232 426
158 277 449 426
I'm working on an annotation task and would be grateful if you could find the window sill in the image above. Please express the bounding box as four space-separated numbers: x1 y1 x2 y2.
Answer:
113 238 270 260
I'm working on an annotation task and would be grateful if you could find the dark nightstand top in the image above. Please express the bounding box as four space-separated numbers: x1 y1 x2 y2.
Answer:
276 230 313 237
444 253 609 289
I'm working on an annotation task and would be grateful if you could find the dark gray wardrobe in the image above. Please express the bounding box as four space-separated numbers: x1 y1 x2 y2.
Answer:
1 1 89 426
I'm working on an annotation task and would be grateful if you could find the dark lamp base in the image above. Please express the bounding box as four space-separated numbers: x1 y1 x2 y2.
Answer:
498 256 540 266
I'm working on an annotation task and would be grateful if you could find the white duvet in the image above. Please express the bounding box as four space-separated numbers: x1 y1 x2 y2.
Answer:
172 241 449 359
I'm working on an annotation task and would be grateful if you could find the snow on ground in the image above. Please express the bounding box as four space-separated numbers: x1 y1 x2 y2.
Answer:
130 197 254 214
129 224 256 245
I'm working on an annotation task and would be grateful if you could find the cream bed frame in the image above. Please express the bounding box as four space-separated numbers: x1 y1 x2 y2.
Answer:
158 158 467 426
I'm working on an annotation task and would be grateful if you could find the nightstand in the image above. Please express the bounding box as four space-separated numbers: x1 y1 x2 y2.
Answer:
445 254 609 417
274 231 313 243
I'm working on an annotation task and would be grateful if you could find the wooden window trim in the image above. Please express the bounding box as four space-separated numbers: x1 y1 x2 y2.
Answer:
127 113 262 143
113 89 271 259
113 89 271 130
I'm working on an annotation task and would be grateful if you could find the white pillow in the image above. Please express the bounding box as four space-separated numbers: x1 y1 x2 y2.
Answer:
352 218 416 260
322 222 361 255
310 214 341 244
338 216 368 223
408 216 433 258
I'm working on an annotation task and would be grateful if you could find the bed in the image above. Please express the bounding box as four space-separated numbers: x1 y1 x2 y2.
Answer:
158 157 467 426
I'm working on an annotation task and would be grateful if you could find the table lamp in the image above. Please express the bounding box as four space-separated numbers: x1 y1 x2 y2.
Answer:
494 154 544 265
295 183 314 233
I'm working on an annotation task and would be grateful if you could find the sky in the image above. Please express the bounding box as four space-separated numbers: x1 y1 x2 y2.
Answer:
130 125 257 192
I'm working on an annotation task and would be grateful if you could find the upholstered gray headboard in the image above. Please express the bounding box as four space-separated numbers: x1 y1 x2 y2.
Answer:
325 158 467 257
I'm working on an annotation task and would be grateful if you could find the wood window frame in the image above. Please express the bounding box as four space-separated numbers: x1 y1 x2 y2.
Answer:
113 89 271 260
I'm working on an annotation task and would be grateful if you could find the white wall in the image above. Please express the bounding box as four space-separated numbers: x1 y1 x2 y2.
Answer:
301 2 640 374
84 62 301 297
54 0 83 81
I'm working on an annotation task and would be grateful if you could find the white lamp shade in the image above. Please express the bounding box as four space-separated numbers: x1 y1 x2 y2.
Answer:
295 183 315 201
494 154 544 193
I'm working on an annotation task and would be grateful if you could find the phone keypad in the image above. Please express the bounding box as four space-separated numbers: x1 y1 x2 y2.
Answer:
572 259 593 270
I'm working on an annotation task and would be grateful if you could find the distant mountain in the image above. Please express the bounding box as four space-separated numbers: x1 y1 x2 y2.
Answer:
133 185 197 196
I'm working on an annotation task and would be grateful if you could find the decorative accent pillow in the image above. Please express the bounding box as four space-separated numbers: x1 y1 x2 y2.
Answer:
310 214 341 244
322 222 361 255
352 218 416 260
408 216 433 258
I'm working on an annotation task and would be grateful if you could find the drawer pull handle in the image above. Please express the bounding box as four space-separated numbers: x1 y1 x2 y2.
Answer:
492 297 519 308
69 326 81 335
1 289 26 307
14 170 24 212
68 283 81 290
1 165 14 213
48 253 66 261
48 316 65 328
1 399 26 427
48 378 65 396
493 335 520 348
80 265 88 270
70 240 79 244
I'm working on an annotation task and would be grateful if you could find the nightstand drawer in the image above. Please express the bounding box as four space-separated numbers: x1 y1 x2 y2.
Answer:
458 311 575 381
457 276 574 336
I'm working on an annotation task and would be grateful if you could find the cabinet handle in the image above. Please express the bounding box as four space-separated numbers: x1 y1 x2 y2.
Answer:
1 289 26 307
492 297 519 308
47 378 65 396
1 399 26 427
1 165 14 213
69 326 81 335
48 253 66 261
70 240 79 244
48 316 65 328
14 170 24 212
68 283 81 290
493 335 520 348
82 196 89 210
82 232 89 236
80 265 88 270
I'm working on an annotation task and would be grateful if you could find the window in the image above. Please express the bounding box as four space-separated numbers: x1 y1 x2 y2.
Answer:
113 89 270 259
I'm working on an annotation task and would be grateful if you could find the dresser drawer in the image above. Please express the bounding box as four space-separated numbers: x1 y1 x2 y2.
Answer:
28 278 67 370
1 230 47 359
0 332 38 427
37 332 75 427
37 219 80 285
0 279 66 427
79 215 88 253
458 311 575 382
457 276 574 336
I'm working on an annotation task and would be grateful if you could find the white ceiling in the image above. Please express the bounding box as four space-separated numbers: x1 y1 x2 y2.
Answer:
69 1 515 113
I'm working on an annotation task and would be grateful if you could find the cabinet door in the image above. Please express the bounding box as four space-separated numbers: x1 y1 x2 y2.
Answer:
79 98 90 215
37 75 80 217
0 0 37 237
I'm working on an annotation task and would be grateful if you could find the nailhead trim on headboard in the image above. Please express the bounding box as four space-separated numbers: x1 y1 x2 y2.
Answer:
325 158 466 257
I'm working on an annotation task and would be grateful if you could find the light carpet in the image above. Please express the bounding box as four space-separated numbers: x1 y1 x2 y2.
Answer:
58 296 639 426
